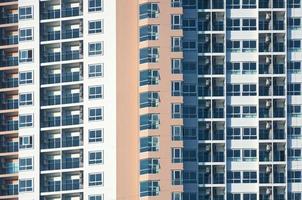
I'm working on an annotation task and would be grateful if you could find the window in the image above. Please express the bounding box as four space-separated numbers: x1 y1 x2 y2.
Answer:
172 81 182 96
243 149 257 161
242 62 256 74
89 173 103 186
89 195 103 200
19 179 33 192
242 0 256 8
19 71 33 85
171 37 182 52
227 128 241 139
242 84 256 96
139 3 159 19
243 171 257 183
226 0 240 8
227 84 240 96
242 40 256 52
183 40 196 51
227 149 241 161
140 136 159 152
19 6 33 20
89 63 103 78
228 193 241 200
139 47 159 64
171 59 182 74
288 0 301 8
172 126 183 140
227 106 240 118
89 42 103 56
140 70 159 86
89 20 103 34
227 19 240 30
89 107 104 121
242 19 256 30
227 171 241 183
19 136 33 149
243 194 257 200
183 19 196 31
288 127 302 139
227 40 240 52
89 151 103 164
172 103 182 118
288 61 301 73
288 83 301 95
172 148 183 163
19 93 33 106
140 114 160 130
243 128 257 139
19 49 33 63
289 39 301 51
89 0 102 12
288 17 301 29
140 180 160 197
183 83 196 96
19 157 33 171
171 15 182 29
172 170 183 185
89 86 103 99
140 158 159 175
19 114 33 128
289 171 302 183
19 28 33 41
172 192 183 200
89 129 103 143
227 62 240 74
140 25 159 41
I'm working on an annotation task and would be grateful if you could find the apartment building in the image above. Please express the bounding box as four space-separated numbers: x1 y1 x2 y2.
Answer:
1 0 302 200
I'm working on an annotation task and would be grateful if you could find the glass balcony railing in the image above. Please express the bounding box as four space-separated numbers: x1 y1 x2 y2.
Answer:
1 78 18 88
42 160 61 171
62 158 81 169
42 138 61 149
62 72 82 82
42 52 61 63
44 96 61 106
62 7 81 17
62 51 82 61
43 31 61 41
62 115 82 126
62 180 81 191
1 120 18 131
44 74 61 84
0 56 18 67
1 35 18 45
1 184 18 196
41 9 60 20
0 14 18 24
62 94 81 104
44 117 61 127
62 29 81 39
62 137 81 147
0 142 18 153
2 99 18 109
0 163 18 174
42 181 61 192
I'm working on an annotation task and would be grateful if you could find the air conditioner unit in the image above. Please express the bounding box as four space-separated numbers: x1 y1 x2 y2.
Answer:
266 13 271 21
206 190 211 195
266 79 271 86
265 36 271 43
205 36 210 43
266 188 272 195
266 166 272 173
266 122 271 130
206 101 211 108
205 14 210 21
206 145 211 151
266 100 271 108
206 167 211 173
266 144 272 152
265 57 271 64
204 58 210 64
205 80 211 86
206 123 211 130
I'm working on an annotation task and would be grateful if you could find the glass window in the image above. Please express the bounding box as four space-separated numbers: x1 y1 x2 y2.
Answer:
19 136 33 149
139 3 159 19
243 149 257 161
19 179 33 192
89 129 104 143
227 19 240 30
89 20 103 34
242 19 256 30
89 173 103 186
89 195 103 200
89 42 103 56
19 157 33 171
171 14 182 29
140 136 159 152
242 84 256 96
89 151 103 164
19 6 33 20
89 63 103 78
88 0 103 12
243 171 257 183
89 107 103 121
227 127 241 139
89 86 103 99
19 71 33 85
140 25 159 42
140 180 160 197
227 171 241 183
288 83 301 95
19 114 33 128
19 28 33 41
19 49 33 63
19 93 33 106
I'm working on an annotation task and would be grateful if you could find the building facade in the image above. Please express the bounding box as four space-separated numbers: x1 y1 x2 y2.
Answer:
1 0 302 200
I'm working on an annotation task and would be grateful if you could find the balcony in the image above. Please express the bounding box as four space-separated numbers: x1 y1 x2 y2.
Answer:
42 52 61 63
43 117 61 128
42 31 61 41
0 162 18 174
62 115 82 126
42 181 60 192
62 158 82 169
62 29 81 39
42 159 61 171
62 179 82 191
62 51 82 61
0 184 18 196
0 14 18 25
1 120 18 131
42 138 61 149
0 35 18 46
62 136 82 148
41 9 61 20
43 95 61 106
1 99 18 110
62 72 82 82
62 94 81 104
0 56 18 67
62 7 82 18
0 142 18 153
